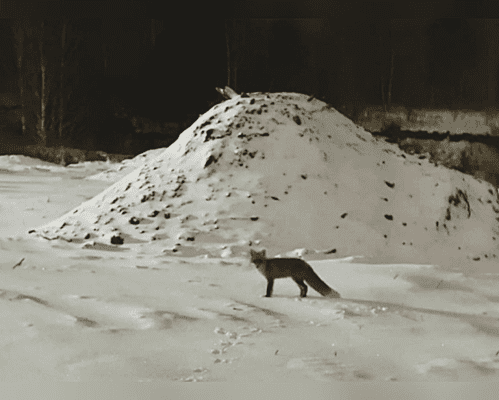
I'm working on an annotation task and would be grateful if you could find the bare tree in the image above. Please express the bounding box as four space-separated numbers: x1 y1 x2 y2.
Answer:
225 19 231 87
37 19 47 143
55 18 85 146
378 23 394 113
15 18 45 145
11 19 26 136
387 29 394 109
11 18 86 148
11 17 42 140
224 19 242 92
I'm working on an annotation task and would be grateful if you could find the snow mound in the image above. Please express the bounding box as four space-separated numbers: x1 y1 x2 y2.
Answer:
29 92 499 268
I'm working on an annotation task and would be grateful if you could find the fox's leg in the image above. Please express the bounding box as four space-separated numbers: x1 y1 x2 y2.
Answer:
292 278 308 298
265 279 274 297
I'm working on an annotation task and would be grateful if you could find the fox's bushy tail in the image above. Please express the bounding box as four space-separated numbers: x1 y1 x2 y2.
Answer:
304 269 341 298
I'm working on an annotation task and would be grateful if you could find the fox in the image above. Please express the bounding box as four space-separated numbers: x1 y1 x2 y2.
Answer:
250 249 341 298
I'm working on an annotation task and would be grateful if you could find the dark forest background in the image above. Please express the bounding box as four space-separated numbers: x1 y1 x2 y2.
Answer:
0 0 499 156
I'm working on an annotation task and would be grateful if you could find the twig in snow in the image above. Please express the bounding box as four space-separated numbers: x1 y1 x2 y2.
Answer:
12 258 25 269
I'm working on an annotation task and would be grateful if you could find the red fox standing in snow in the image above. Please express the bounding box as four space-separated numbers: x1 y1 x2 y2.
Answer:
250 249 341 298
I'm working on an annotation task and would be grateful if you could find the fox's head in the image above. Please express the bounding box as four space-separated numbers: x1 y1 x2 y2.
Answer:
250 248 266 261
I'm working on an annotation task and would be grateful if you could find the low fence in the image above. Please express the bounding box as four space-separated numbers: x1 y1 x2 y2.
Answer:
353 105 499 136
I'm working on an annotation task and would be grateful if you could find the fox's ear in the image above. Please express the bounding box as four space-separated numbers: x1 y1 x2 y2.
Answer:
250 249 256 256
261 249 266 257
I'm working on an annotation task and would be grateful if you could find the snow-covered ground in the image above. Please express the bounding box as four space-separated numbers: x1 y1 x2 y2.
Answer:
2 92 499 382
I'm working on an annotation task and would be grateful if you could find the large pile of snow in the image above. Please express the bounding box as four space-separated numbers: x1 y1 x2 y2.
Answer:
29 92 499 269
